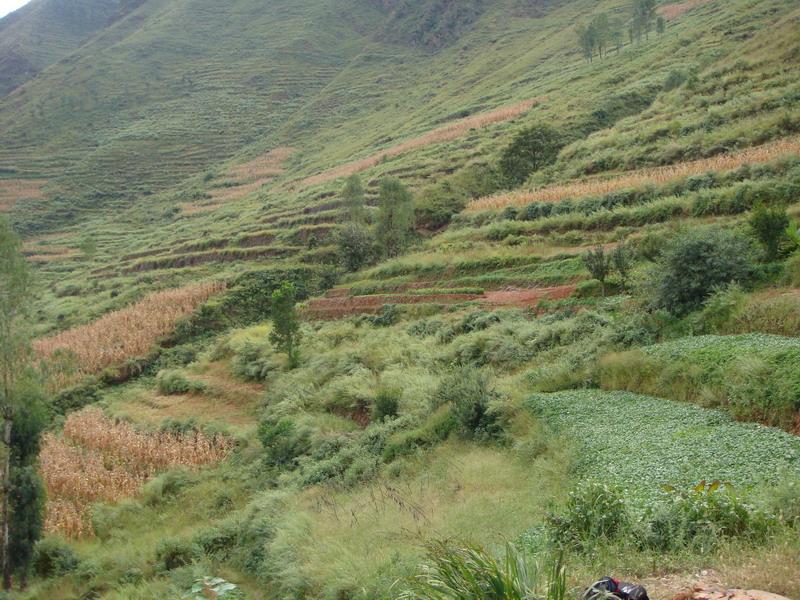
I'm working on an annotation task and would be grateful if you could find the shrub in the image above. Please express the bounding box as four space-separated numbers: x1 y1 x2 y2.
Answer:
769 479 800 528
231 342 275 381
749 204 789 260
785 252 800 287
337 222 375 272
663 69 687 91
373 386 401 421
582 246 611 296
546 481 629 549
382 407 457 462
415 183 468 229
648 227 755 315
434 367 503 441
156 369 204 395
642 482 774 552
400 540 567 600
690 283 746 334
155 538 201 571
51 379 101 415
258 418 311 469
499 125 563 185
32 538 80 578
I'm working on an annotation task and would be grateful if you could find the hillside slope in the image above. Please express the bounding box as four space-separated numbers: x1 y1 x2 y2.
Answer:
0 0 146 96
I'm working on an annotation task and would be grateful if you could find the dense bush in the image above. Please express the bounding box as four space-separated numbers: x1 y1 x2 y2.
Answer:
546 481 629 549
434 367 503 441
336 222 375 272
648 227 755 315
155 538 201 570
230 342 275 381
641 483 774 552
156 369 205 395
32 538 80 578
749 204 789 260
373 386 401 421
258 418 312 470
415 182 468 229
499 124 563 185
51 379 101 415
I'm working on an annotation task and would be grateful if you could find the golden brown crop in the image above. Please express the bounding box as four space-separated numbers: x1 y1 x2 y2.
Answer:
40 409 233 538
0 179 46 211
300 98 545 188
467 135 800 212
34 282 225 387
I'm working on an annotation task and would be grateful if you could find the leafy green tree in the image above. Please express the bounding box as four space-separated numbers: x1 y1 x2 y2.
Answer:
269 282 302 368
9 467 44 589
656 15 666 35
498 125 563 186
748 204 789 261
336 222 375 272
649 227 755 316
575 23 596 62
632 0 657 41
376 178 415 258
611 243 634 289
582 245 612 297
341 174 366 224
592 13 610 58
0 217 34 590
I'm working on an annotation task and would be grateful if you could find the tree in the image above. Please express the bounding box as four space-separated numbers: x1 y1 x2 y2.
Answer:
336 222 374 272
340 174 366 224
582 245 612 297
576 23 596 62
592 13 610 59
611 27 623 54
498 125 563 186
376 178 415 258
749 204 789 261
632 0 657 41
611 243 634 289
0 216 33 590
269 282 302 368
656 15 666 36
649 227 755 316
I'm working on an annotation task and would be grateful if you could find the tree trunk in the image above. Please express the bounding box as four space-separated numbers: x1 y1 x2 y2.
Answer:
1 407 11 591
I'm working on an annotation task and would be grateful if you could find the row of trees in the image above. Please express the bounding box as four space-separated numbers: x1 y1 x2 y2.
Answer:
576 0 665 62
0 217 46 590
336 175 416 272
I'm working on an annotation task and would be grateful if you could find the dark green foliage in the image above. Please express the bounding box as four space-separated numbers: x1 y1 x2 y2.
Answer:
373 387 401 421
499 125 563 186
546 481 629 549
337 223 375 272
155 538 201 571
156 370 204 395
749 204 789 260
340 175 366 224
230 343 274 382
582 246 611 296
32 538 79 578
641 483 774 552
269 282 302 368
401 540 567 600
611 243 634 288
8 467 45 580
434 367 502 441
663 69 686 91
258 418 311 470
364 304 401 327
415 183 468 229
376 178 415 258
382 408 457 462
649 228 755 316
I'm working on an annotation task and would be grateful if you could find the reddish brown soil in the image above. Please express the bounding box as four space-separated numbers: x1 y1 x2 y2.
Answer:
304 284 578 319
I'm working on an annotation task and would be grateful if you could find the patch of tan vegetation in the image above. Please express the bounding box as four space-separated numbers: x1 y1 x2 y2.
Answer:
34 282 225 387
658 0 716 21
0 178 46 211
40 409 233 538
468 136 800 212
300 98 545 187
229 147 295 181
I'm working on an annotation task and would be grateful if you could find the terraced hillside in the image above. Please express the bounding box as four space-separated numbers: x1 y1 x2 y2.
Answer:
1 0 800 598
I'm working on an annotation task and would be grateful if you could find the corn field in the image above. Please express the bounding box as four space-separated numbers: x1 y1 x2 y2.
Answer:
301 97 545 187
467 135 800 212
0 178 46 211
40 409 233 538
34 282 225 388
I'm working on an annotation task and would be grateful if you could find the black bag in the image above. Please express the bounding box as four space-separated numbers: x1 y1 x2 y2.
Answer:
583 577 650 600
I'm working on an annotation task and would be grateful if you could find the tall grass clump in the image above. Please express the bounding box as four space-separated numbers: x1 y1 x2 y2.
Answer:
400 540 567 600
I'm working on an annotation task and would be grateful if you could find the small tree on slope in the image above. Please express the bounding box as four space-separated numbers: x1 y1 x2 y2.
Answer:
269 281 302 369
